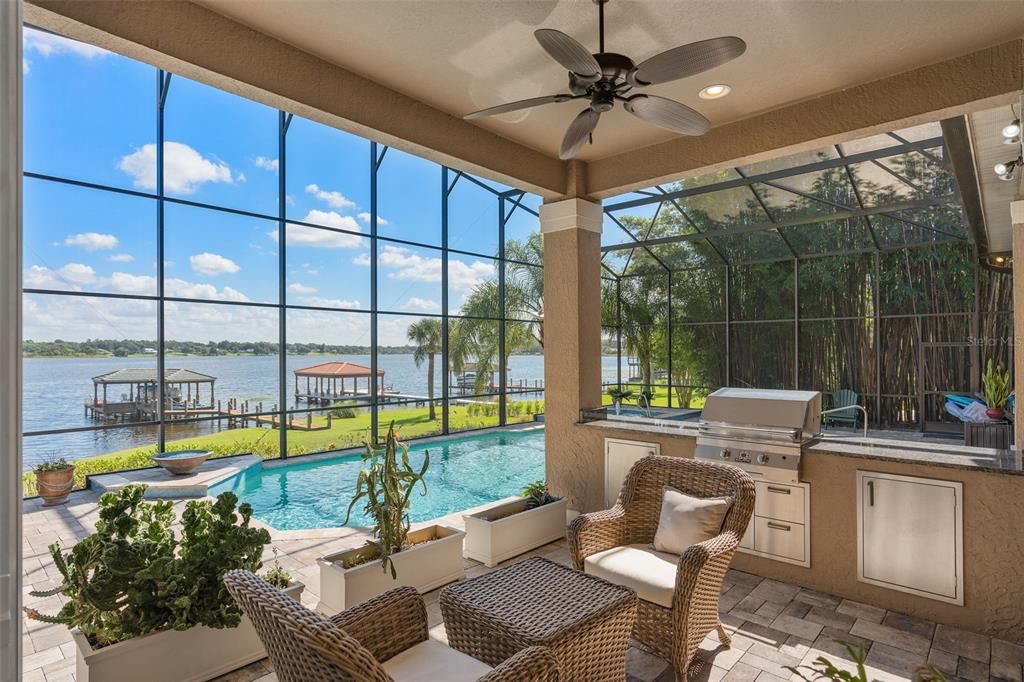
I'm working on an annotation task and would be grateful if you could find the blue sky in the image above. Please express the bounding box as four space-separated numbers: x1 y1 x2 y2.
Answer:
22 28 541 347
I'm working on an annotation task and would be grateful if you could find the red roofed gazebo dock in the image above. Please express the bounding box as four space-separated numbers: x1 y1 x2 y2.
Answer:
294 361 385 405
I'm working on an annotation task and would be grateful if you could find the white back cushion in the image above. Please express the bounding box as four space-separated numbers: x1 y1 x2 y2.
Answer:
652 487 731 555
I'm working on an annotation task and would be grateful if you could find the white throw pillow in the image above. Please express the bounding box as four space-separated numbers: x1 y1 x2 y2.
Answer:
652 487 732 555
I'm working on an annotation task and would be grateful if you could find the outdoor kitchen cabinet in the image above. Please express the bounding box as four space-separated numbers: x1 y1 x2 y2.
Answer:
857 471 963 605
738 480 810 567
604 438 660 507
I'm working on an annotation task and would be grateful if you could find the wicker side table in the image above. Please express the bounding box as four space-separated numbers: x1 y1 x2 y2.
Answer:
440 557 637 682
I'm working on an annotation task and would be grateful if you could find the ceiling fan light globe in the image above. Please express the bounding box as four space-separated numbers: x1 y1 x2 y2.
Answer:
994 162 1009 176
1001 120 1021 140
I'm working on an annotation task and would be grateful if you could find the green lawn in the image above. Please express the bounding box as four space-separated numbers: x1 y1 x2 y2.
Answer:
22 401 544 497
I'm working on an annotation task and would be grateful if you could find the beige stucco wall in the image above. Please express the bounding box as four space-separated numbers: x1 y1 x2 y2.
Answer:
733 450 1024 642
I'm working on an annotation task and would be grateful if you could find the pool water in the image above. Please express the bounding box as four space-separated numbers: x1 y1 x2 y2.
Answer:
210 427 546 530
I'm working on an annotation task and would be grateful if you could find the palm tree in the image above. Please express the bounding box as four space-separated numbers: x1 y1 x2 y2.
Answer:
407 318 441 420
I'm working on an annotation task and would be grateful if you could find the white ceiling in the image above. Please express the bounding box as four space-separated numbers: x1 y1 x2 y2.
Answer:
969 105 1023 254
197 0 1024 161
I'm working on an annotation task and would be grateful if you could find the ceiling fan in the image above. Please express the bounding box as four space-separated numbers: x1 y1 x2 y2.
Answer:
464 0 746 159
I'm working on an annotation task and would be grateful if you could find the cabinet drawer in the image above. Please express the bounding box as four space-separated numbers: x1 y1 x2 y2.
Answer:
754 517 806 563
755 481 806 524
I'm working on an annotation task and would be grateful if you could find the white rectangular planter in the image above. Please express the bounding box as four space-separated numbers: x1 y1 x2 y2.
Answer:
317 524 465 614
463 497 568 567
73 582 304 682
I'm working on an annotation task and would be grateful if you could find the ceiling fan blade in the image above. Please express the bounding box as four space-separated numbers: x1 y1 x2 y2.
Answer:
632 36 746 86
464 94 573 120
624 95 711 136
559 107 600 160
535 28 601 79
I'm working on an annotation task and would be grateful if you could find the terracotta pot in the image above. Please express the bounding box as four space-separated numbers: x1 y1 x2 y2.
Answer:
36 466 75 506
986 407 1005 420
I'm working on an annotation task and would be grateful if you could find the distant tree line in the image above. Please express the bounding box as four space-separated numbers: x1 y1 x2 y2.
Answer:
23 338 543 358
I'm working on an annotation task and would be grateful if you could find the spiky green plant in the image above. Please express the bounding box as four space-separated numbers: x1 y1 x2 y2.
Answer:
983 358 1010 410
343 423 429 578
522 480 558 509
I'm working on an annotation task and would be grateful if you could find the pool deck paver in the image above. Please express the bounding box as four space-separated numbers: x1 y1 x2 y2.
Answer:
21 489 1022 682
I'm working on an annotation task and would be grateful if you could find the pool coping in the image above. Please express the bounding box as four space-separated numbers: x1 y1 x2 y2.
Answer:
90 455 263 499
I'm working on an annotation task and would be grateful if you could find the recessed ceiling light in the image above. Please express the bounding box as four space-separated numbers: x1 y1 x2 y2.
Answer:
699 84 732 100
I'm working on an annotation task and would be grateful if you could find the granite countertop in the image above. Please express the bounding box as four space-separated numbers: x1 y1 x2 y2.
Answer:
580 417 1024 475
808 436 1024 476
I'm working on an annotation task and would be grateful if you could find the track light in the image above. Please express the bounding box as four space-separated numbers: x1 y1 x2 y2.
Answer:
1002 119 1021 141
994 155 1022 181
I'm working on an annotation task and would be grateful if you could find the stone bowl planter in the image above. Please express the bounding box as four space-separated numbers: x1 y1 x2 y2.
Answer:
36 465 75 506
150 450 211 475
317 525 465 614
72 581 303 682
464 497 568 567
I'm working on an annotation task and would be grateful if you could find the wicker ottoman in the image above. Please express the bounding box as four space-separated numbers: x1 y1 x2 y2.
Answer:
440 556 637 681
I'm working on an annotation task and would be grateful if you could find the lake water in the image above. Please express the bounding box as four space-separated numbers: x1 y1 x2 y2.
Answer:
22 354 623 469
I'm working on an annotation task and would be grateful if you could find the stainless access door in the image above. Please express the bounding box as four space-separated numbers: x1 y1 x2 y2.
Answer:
857 471 962 604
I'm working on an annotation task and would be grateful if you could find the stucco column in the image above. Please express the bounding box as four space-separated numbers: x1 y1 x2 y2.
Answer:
541 198 603 510
1013 200 1024 454
0 1 22 680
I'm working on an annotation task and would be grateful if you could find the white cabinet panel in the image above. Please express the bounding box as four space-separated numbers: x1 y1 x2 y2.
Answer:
738 481 810 567
604 439 659 507
857 471 962 605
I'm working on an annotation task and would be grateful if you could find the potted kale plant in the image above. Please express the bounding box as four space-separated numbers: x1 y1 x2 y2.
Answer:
317 423 465 614
463 480 568 567
24 484 274 682
33 456 75 506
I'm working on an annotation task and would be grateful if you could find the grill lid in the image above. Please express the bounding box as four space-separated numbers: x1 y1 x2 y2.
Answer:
700 388 822 438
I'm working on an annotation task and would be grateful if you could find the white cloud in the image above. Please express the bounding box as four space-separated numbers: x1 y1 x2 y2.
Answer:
302 297 361 309
406 297 440 311
24 265 66 290
63 232 118 251
24 28 111 60
357 211 387 225
23 58 30 75
305 183 355 209
118 141 234 194
57 263 97 285
254 157 279 173
353 252 371 267
378 245 493 290
108 272 154 294
107 253 135 263
271 212 363 249
287 282 317 295
103 272 248 302
236 172 247 183
189 252 240 276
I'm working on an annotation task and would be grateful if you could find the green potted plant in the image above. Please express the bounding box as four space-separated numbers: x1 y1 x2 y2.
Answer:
607 386 634 415
317 423 465 614
983 358 1010 420
261 548 305 600
33 456 75 506
24 484 273 682
463 480 568 567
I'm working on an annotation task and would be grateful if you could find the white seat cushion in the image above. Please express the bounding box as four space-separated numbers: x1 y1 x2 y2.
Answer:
382 638 493 682
583 544 678 608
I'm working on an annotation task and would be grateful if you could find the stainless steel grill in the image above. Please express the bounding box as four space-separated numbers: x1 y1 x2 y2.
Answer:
694 388 822 483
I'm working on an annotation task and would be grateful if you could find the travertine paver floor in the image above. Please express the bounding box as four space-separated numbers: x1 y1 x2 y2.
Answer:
22 491 1024 682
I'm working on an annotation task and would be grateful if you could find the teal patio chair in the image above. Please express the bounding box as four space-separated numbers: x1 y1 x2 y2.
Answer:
824 389 860 428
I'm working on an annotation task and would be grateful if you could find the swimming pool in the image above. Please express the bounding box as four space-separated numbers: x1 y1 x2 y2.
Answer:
210 427 546 531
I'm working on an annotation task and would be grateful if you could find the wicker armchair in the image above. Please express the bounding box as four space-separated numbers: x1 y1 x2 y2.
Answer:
223 570 559 682
568 455 755 681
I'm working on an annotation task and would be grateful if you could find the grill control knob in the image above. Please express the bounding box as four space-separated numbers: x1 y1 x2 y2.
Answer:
720 450 731 459
757 453 769 464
